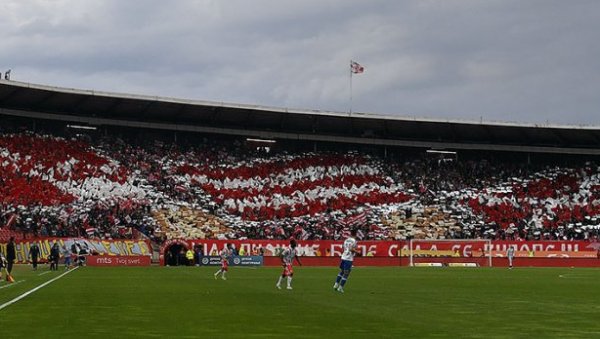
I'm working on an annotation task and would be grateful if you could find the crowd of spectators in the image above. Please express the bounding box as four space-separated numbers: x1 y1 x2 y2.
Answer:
2 126 600 244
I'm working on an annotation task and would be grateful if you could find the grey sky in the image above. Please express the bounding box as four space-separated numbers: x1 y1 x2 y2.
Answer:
2 0 599 125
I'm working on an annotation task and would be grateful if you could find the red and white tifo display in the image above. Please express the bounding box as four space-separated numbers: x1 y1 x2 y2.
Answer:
4 131 600 248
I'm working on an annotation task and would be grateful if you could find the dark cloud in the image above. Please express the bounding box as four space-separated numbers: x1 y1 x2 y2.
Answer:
1 0 599 125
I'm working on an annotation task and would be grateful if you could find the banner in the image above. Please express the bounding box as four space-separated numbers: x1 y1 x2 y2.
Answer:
491 250 598 258
406 240 600 257
198 255 263 266
0 237 152 263
4 237 599 265
232 255 263 266
87 255 151 266
159 239 400 266
199 256 222 266
486 240 597 253
182 239 401 258
159 239 600 265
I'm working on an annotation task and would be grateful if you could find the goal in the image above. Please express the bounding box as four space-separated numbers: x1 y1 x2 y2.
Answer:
408 239 493 267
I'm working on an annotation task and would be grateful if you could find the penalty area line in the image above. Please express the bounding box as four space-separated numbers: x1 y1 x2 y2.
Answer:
0 267 79 311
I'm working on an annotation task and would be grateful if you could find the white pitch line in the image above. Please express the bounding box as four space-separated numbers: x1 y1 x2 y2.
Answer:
558 274 595 279
0 267 78 311
37 271 52 276
0 280 25 290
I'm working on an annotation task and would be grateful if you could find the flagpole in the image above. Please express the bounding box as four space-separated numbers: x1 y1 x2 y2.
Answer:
349 60 353 115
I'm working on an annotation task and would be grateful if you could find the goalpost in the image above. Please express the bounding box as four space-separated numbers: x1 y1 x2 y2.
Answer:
408 239 493 267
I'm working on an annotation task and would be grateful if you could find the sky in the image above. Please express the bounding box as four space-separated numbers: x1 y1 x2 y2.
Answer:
1 0 600 126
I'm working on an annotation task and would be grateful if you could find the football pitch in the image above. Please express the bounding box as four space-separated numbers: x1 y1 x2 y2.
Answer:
1 265 600 338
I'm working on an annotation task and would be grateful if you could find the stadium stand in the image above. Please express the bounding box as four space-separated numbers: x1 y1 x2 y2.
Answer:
2 121 600 244
2 80 600 245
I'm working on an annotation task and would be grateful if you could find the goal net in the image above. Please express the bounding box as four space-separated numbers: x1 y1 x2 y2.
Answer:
407 239 493 267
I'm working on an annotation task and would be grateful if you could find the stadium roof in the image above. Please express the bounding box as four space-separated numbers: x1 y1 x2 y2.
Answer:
1 79 600 155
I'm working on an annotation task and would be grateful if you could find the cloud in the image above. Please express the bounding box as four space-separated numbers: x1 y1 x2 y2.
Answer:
1 0 600 125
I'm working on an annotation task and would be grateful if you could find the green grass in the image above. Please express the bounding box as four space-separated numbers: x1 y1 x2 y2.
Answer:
2 265 600 338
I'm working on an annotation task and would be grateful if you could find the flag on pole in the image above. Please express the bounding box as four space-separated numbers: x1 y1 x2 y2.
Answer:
4 213 16 228
350 61 364 74
85 227 96 236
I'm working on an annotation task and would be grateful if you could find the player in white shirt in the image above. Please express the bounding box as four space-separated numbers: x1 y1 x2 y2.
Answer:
333 229 360 293
276 239 302 290
214 243 232 280
507 246 515 269
0 252 6 281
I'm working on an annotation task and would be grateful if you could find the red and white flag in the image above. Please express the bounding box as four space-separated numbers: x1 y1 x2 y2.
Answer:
339 211 368 229
351 61 364 74
4 214 17 228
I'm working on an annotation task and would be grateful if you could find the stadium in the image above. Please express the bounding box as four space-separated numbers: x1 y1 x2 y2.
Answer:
1 77 600 338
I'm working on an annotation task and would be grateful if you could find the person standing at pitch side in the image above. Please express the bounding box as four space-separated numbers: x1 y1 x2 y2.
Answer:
6 237 16 281
50 242 60 271
29 242 41 271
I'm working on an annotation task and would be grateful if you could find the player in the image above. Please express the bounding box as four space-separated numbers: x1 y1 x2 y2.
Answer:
0 252 6 281
333 229 360 293
62 245 72 270
214 243 232 280
276 239 302 290
507 246 515 269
